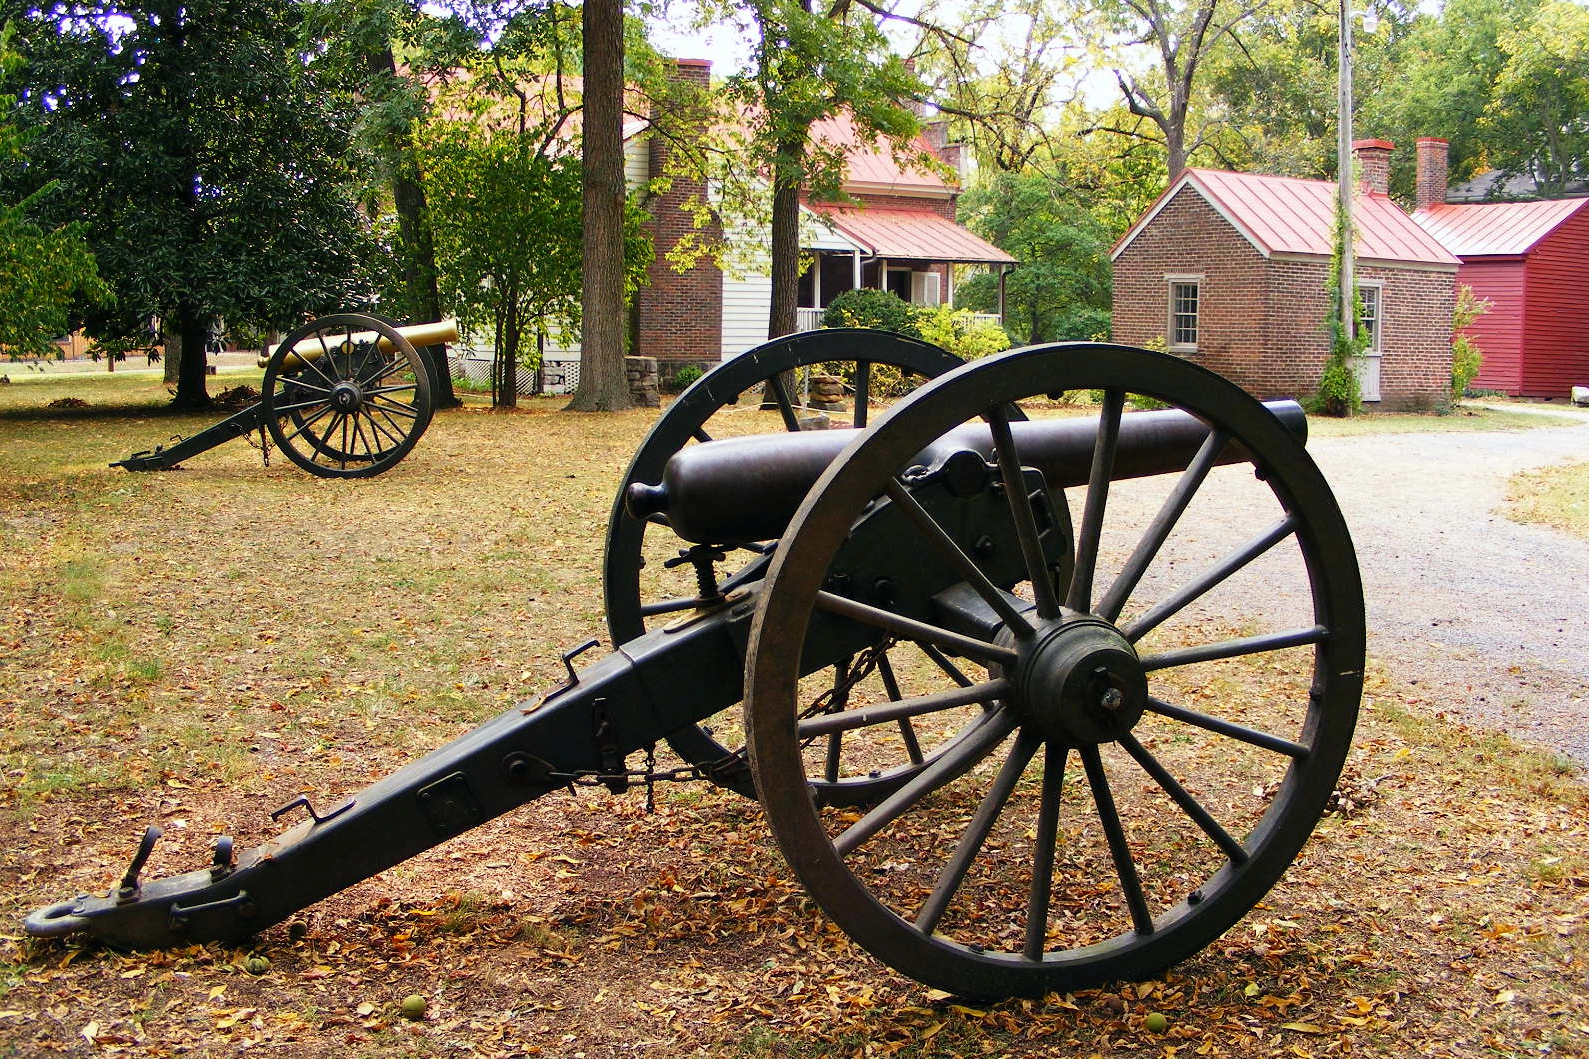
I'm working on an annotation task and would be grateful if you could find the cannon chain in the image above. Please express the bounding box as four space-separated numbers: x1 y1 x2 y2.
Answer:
27 337 1362 1000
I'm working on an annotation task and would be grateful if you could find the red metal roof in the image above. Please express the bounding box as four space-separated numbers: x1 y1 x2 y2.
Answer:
806 202 1016 264
1113 168 1460 267
1412 198 1588 257
808 112 954 198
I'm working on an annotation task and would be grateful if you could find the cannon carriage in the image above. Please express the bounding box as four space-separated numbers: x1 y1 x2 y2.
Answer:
29 332 1362 999
113 313 451 478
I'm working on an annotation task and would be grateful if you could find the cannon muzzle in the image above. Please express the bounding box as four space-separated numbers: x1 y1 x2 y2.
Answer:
627 400 1306 544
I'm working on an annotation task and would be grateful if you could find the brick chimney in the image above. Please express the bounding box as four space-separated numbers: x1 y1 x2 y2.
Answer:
637 59 722 372
1415 137 1450 209
1351 138 1394 196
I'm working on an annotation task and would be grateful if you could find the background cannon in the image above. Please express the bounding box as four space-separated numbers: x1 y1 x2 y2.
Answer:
28 336 1362 999
112 313 448 478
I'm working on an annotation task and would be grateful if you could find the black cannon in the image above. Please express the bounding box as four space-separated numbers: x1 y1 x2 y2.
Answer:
26 333 1362 999
112 313 450 478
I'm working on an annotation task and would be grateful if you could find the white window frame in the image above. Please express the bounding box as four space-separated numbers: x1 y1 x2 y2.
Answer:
1355 281 1384 354
1166 275 1202 353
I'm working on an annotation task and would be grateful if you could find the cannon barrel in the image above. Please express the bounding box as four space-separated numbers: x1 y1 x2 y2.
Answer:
260 317 460 370
626 399 1306 545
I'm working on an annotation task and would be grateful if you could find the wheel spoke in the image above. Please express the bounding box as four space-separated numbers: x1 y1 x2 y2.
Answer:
853 362 871 427
1079 744 1153 936
875 652 925 764
365 355 413 387
816 591 1018 667
1067 390 1124 613
797 679 1011 739
883 479 1035 638
986 406 1062 620
919 642 973 688
1139 625 1328 671
1146 697 1311 759
769 374 801 432
361 404 405 446
366 385 423 409
364 406 412 451
279 375 333 397
823 659 852 784
1024 739 1068 960
351 411 380 461
271 393 337 416
1123 515 1299 643
691 426 712 443
300 333 340 389
916 730 1041 934
833 709 1018 856
1098 428 1229 623
1118 732 1249 865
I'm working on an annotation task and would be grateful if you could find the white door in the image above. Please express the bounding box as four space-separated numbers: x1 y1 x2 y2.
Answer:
1353 353 1382 403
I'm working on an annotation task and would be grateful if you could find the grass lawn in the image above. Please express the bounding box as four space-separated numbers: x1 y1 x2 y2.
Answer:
0 369 1583 1058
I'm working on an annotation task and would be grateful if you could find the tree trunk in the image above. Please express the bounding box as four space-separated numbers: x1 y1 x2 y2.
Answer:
368 45 458 410
496 302 519 409
163 330 181 386
767 168 803 341
171 305 209 409
566 0 631 412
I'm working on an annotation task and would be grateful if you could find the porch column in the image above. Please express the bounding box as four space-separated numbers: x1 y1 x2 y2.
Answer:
852 249 862 289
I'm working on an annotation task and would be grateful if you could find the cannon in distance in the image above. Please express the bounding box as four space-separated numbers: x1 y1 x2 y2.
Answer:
28 335 1363 999
112 314 452 478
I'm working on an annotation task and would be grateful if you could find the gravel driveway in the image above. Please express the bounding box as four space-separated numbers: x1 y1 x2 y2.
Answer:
1304 414 1588 764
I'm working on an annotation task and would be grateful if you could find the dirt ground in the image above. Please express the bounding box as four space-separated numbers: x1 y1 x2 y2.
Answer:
0 382 1584 1058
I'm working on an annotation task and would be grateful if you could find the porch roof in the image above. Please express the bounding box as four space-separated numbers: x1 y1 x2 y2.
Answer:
805 203 1016 265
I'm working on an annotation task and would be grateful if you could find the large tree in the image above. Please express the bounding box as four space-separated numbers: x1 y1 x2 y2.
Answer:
728 0 920 340
0 24 109 359
566 0 631 410
1104 0 1273 179
2 0 376 407
422 3 651 409
912 0 1092 173
310 0 462 407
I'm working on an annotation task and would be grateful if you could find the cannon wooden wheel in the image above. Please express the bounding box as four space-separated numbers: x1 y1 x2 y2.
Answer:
605 330 987 803
261 313 434 478
745 343 1363 997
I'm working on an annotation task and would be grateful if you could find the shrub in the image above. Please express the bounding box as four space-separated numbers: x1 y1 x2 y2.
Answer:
821 289 921 336
915 305 1012 361
1451 285 1491 402
671 363 704 392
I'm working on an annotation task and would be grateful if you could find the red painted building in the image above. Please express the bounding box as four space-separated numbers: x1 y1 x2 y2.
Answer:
1410 140 1589 398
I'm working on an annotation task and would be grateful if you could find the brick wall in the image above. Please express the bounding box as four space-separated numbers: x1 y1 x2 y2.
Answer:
833 191 958 221
1113 185 1455 408
635 59 724 374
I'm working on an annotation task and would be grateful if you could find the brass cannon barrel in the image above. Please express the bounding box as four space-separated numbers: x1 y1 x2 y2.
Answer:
260 317 460 370
626 400 1306 544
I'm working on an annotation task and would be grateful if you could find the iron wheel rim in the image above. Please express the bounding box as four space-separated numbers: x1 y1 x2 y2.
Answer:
745 342 1364 997
262 313 434 479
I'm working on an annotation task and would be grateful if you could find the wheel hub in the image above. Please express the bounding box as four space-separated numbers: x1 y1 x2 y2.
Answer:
330 381 364 412
1013 617 1147 745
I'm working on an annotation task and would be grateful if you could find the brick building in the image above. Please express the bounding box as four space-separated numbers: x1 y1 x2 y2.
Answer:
1110 142 1460 410
634 72 1014 377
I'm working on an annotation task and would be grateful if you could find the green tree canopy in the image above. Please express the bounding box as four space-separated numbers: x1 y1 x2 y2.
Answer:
1 0 379 406
0 22 108 359
956 170 1112 344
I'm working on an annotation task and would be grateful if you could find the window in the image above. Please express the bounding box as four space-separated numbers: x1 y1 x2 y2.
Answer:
1355 283 1382 353
1167 278 1200 351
